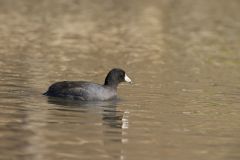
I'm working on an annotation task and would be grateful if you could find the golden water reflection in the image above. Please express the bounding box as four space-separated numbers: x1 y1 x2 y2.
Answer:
0 0 240 160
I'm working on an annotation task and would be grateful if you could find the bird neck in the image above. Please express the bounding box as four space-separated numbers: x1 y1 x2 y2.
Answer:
104 80 118 89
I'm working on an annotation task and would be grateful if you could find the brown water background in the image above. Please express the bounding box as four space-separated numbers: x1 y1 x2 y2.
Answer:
0 0 240 160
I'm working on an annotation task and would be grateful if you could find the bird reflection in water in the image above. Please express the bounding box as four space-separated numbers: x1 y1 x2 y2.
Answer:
47 97 128 160
47 97 128 128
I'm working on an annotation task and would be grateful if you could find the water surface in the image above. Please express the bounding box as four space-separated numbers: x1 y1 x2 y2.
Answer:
0 0 240 160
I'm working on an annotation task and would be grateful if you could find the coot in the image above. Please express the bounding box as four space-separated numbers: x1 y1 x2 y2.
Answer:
43 68 132 101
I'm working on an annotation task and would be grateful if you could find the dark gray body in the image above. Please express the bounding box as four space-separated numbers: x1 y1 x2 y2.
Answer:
44 81 117 101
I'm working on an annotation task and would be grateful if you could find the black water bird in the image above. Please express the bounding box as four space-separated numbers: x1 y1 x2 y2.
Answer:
43 68 132 101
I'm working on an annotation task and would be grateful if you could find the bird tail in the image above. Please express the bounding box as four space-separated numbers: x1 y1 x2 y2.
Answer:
43 91 48 96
